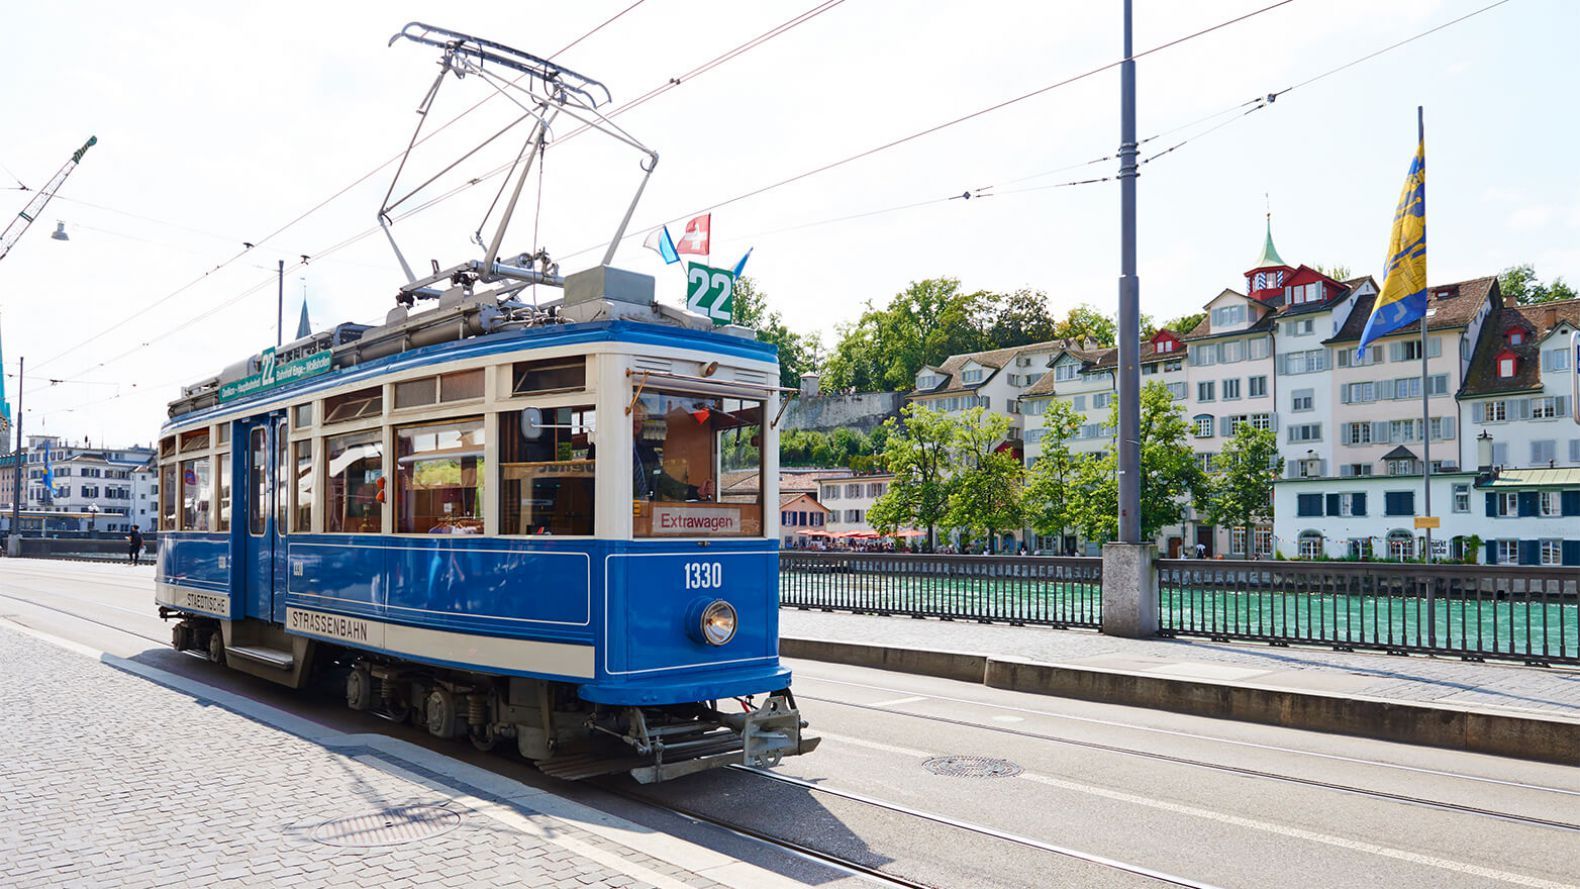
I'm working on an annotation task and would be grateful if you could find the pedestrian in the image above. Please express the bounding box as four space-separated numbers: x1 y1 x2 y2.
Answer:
1194 541 1207 560
128 525 145 566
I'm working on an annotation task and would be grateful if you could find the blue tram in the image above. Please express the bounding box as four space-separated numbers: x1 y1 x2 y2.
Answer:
155 267 818 781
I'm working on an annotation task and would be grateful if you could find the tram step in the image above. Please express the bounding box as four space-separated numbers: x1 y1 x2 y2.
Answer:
225 645 295 670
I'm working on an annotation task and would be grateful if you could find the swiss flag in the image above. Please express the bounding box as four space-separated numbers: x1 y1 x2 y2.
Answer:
675 213 711 256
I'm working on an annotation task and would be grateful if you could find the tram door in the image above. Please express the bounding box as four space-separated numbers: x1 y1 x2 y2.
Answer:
239 415 288 624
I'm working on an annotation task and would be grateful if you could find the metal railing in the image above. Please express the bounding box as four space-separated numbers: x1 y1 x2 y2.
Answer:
1157 559 1580 666
779 551 1101 628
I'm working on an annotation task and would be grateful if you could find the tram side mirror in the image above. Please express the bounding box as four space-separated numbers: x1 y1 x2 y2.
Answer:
521 407 544 441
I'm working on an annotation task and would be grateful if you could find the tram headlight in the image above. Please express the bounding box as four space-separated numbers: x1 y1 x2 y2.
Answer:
690 598 738 646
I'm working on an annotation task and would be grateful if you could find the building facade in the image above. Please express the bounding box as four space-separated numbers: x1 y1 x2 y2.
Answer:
0 435 157 533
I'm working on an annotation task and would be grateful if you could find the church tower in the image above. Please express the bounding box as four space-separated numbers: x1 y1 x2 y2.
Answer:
1245 216 1293 302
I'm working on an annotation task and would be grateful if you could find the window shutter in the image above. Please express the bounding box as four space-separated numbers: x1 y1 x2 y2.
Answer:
1220 416 1233 436
1378 379 1394 400
1572 439 1580 462
1492 443 1508 466
1472 402 1484 423
1340 385 1351 404
1486 539 1500 564
1340 464 1354 477
1325 493 1341 517
1518 491 1539 517
1564 540 1580 566
1561 491 1580 517
1427 336 1442 358
1557 396 1571 418
1440 417 1455 440
1373 420 1390 443
1515 399 1532 420
1352 492 1367 516
1518 540 1540 566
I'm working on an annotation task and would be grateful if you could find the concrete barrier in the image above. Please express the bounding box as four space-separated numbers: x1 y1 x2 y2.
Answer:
780 638 987 684
784 637 1580 766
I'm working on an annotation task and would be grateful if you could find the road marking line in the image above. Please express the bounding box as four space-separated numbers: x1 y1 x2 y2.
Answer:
797 672 1580 797
816 732 1578 889
867 695 928 708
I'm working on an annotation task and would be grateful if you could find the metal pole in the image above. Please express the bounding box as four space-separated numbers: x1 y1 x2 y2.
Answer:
1116 0 1141 544
276 259 285 347
9 356 23 552
1417 105 1434 645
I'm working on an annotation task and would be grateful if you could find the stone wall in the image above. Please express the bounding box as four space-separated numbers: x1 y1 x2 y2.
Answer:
783 392 904 434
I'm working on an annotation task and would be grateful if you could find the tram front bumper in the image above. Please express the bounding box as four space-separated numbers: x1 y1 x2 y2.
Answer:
628 693 821 784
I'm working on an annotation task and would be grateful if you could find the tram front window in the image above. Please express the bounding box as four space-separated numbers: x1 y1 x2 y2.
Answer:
631 391 762 537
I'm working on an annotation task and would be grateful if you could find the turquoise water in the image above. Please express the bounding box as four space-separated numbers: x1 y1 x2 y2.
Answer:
780 572 1579 661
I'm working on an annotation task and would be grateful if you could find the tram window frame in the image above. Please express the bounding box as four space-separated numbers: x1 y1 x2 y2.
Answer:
292 439 313 533
216 451 232 532
323 386 383 425
179 428 210 454
511 357 585 396
499 405 596 537
216 423 230 446
160 462 177 531
440 369 484 402
323 428 384 534
394 417 486 535
276 420 288 535
293 402 313 429
248 427 268 536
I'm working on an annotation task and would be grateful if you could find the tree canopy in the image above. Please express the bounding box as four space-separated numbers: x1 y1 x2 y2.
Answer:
1201 424 1282 540
942 407 1024 551
866 403 956 547
1066 381 1203 542
1023 399 1084 547
1498 263 1577 306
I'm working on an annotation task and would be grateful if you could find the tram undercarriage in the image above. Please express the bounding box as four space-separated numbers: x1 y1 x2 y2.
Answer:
167 614 818 783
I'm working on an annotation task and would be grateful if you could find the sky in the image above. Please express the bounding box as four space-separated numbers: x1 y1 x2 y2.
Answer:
2 0 1576 446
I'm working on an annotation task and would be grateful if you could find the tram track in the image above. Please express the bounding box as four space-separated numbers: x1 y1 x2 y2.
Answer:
798 693 1580 834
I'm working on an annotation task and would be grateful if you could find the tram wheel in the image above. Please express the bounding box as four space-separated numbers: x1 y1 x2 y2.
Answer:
469 725 499 752
207 631 225 664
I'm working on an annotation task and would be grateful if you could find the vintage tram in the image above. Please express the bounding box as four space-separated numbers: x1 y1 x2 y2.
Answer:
156 269 817 781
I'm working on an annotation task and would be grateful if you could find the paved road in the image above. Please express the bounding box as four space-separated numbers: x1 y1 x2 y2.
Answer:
3 559 1578 889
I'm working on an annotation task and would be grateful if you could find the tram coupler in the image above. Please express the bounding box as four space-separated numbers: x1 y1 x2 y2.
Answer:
721 691 820 770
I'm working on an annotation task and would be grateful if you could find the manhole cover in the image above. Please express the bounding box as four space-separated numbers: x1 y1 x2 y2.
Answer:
310 804 461 847
922 755 1023 778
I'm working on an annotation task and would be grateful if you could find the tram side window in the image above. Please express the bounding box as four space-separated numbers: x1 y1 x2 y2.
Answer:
512 358 585 395
631 391 763 538
160 463 177 531
180 457 211 531
249 428 268 535
324 386 382 424
396 419 485 534
293 440 312 532
499 406 595 535
216 453 231 532
180 428 210 453
325 430 384 533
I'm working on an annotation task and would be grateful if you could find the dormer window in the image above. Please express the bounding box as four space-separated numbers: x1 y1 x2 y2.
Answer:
1054 362 1078 382
1497 355 1517 378
1157 339 1173 353
1506 324 1529 346
1211 304 1247 328
917 374 939 389
961 368 983 384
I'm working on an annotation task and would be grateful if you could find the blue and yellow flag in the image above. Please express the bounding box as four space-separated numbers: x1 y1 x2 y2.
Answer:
1358 140 1427 354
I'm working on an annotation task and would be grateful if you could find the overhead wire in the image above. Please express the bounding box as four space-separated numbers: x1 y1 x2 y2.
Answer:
29 0 1509 409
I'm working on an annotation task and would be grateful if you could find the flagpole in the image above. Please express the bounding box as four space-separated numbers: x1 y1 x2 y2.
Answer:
1417 104 1436 647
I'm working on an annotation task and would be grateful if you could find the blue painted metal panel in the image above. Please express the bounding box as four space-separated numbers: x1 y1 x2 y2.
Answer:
159 532 236 617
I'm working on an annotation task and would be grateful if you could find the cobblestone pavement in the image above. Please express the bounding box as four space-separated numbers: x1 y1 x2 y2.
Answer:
780 609 1580 716
0 626 722 889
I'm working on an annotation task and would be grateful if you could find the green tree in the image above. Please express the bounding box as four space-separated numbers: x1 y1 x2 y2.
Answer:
1137 381 1204 538
821 278 994 392
1201 425 1283 550
985 289 1059 346
1498 263 1577 305
1315 263 1353 282
1023 400 1084 550
1050 304 1116 347
942 407 1024 552
730 276 822 387
866 404 955 548
1064 381 1202 544
1161 312 1206 337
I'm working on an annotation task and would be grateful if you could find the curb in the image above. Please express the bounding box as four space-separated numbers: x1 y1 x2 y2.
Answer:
782 638 1580 766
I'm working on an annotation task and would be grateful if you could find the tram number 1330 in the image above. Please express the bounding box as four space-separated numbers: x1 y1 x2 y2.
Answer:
683 561 724 590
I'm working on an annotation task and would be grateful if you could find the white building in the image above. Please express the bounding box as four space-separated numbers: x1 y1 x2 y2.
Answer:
816 472 894 537
5 435 157 533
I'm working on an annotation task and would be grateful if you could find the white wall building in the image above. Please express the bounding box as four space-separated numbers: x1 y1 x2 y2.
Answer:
816 473 894 538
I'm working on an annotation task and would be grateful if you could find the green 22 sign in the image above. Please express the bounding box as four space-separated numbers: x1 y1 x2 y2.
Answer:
685 262 735 325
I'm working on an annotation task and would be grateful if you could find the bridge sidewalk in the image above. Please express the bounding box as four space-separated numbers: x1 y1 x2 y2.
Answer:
778 609 1580 762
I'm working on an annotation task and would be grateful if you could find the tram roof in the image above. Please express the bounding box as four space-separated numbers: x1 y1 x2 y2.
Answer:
162 319 778 435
